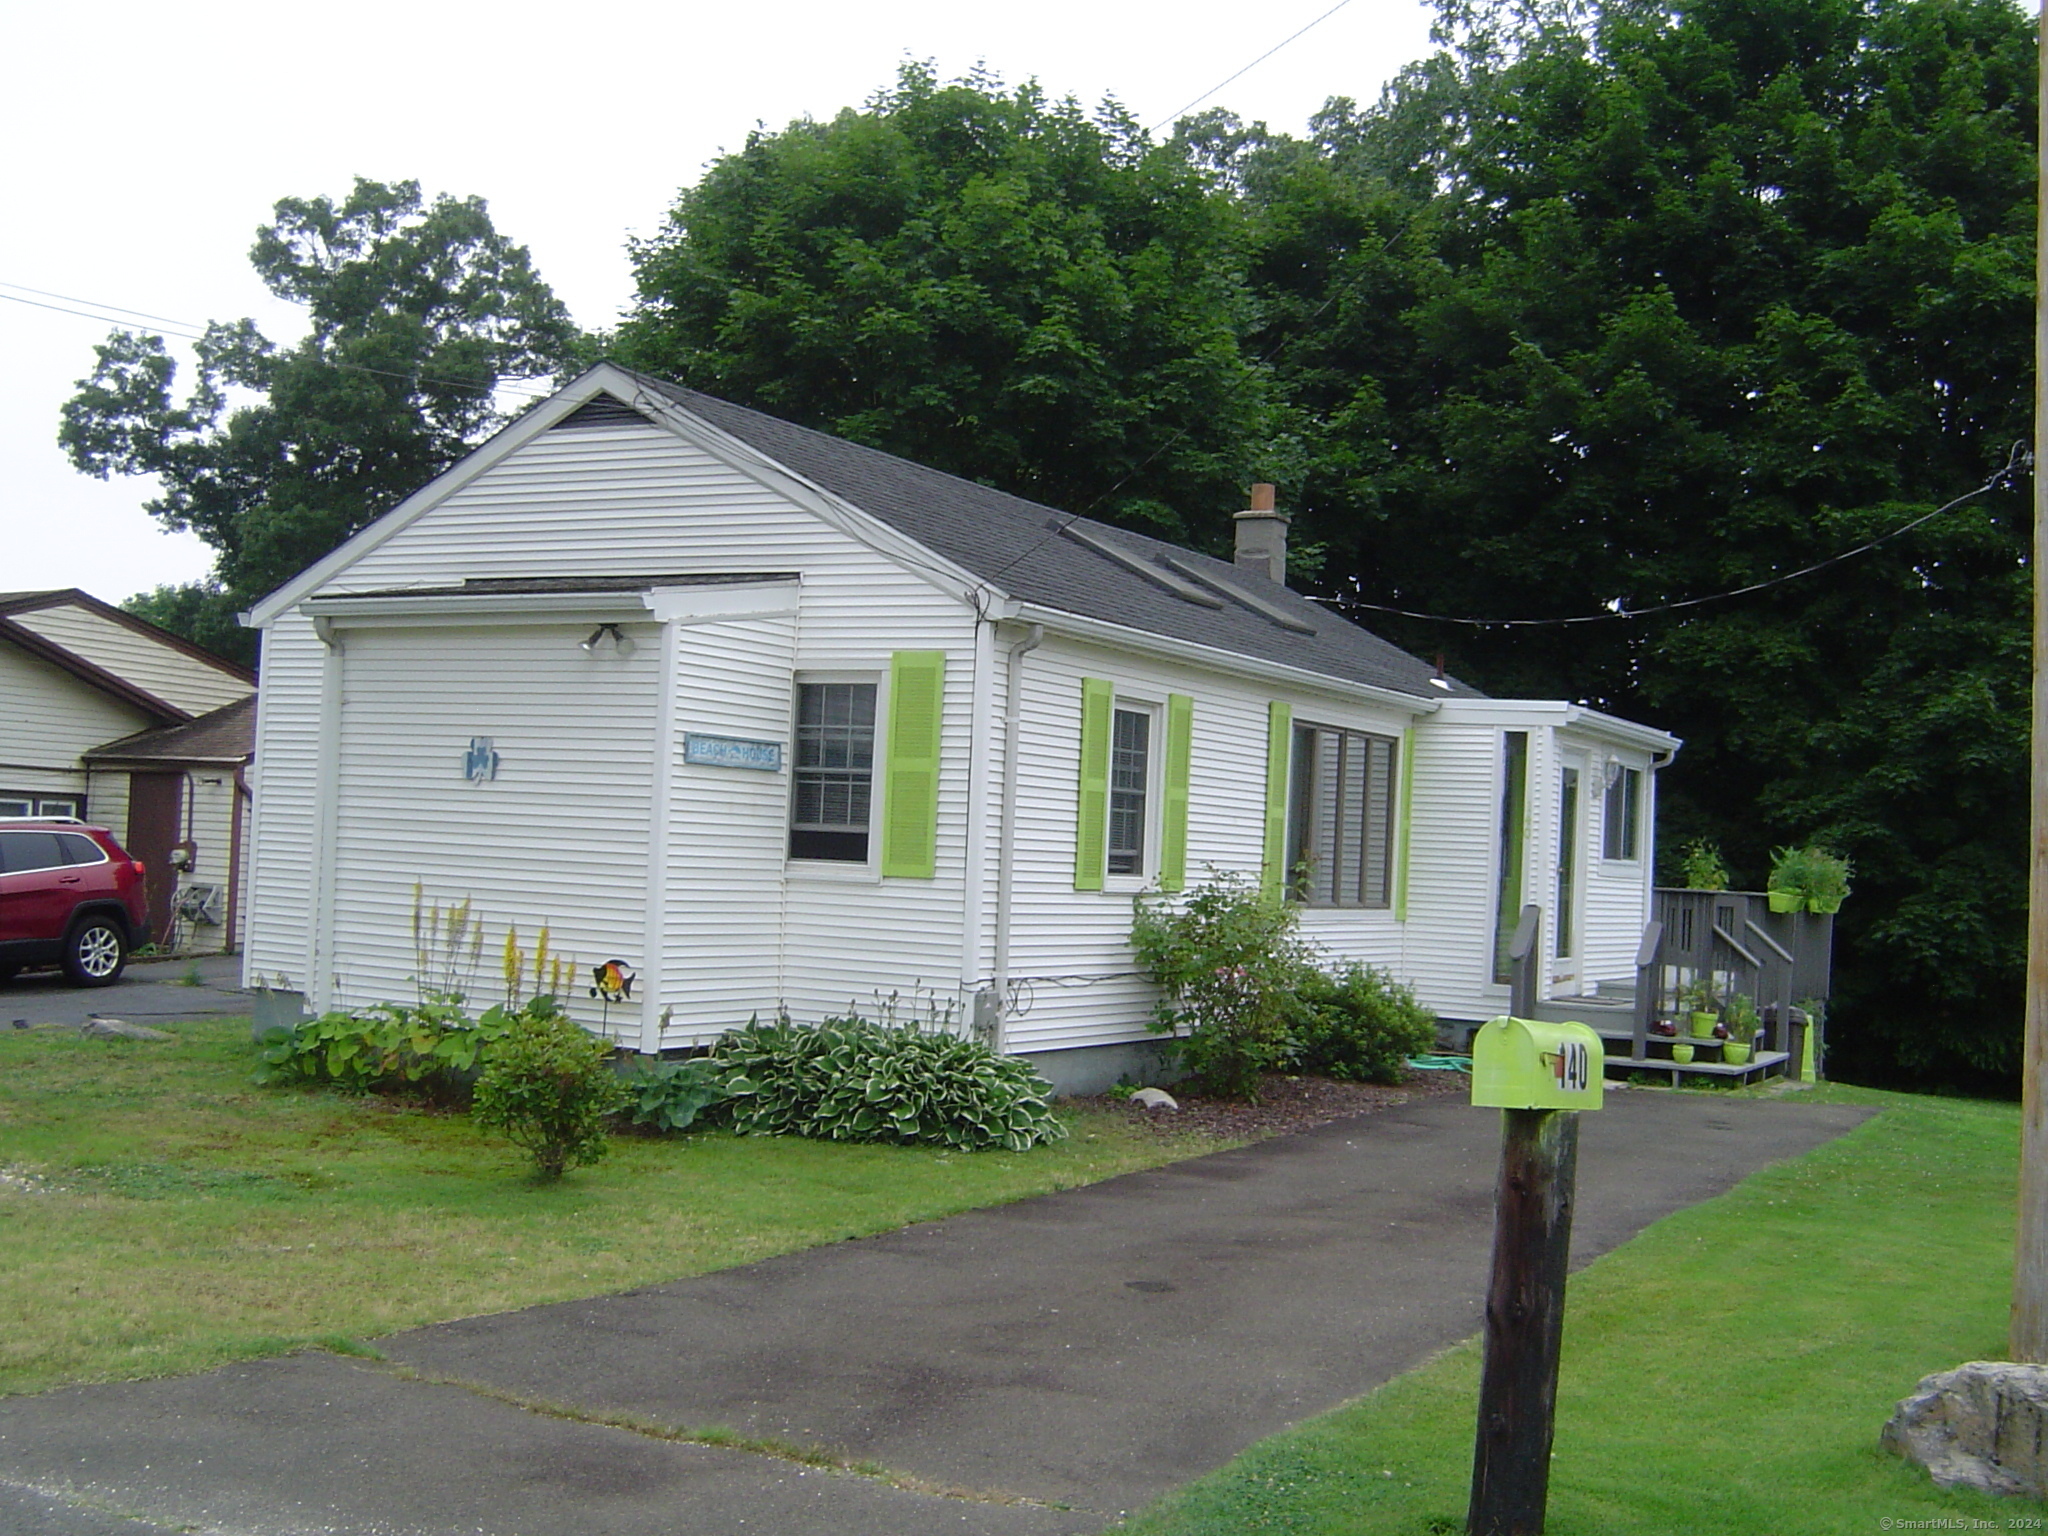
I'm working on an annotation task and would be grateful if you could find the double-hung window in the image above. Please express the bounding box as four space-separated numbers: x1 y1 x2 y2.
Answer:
1602 765 1642 861
790 680 876 862
1287 723 1397 907
1106 706 1152 877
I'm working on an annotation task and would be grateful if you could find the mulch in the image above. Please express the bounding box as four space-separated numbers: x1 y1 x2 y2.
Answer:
1069 1064 1472 1142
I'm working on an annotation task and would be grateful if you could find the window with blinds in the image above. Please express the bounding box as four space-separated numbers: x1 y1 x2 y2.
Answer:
1287 723 1397 908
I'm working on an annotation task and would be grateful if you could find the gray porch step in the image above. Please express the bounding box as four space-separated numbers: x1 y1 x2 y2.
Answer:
1602 1049 1792 1085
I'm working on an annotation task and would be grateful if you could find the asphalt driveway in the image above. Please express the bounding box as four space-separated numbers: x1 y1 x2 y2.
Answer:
0 951 246 1029
0 1088 1871 1535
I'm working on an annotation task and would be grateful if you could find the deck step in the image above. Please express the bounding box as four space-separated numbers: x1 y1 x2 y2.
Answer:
1602 1049 1791 1083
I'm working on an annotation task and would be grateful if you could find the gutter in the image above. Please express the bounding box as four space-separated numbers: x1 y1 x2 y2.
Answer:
990 620 1043 1051
1003 603 1443 717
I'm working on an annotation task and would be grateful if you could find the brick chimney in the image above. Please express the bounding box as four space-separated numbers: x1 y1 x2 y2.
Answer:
1233 483 1289 586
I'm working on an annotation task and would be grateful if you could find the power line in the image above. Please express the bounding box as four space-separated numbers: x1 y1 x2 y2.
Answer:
1147 0 1358 135
1318 443 2030 628
2 278 557 402
0 280 202 333
0 288 206 342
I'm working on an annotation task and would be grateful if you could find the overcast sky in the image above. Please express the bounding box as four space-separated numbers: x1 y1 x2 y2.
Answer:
3 0 1437 610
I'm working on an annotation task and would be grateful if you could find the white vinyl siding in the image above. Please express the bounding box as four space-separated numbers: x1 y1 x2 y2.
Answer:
0 644 157 798
246 416 977 1037
7 604 249 717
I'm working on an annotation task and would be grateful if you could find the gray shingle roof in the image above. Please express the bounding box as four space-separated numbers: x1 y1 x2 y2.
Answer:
617 372 1477 702
86 695 255 764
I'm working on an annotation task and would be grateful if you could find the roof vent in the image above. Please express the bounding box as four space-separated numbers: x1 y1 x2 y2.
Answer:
1233 484 1289 586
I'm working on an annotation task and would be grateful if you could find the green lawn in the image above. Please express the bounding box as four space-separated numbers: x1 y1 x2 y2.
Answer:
1124 1083 2027 1533
0 1016 1234 1397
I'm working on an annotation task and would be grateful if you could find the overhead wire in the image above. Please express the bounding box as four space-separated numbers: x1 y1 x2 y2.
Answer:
2 279 559 403
1317 441 2030 628
1146 0 1359 135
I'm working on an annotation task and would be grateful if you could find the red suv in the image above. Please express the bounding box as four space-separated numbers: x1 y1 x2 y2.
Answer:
0 819 150 987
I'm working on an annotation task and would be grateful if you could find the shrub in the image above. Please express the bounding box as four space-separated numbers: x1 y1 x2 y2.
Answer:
472 1001 629 1180
1292 962 1437 1083
1130 871 1317 1099
252 996 518 1100
712 1014 1067 1151
625 1056 728 1133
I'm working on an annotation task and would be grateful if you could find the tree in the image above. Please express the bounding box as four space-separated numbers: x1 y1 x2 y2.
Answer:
1243 0 2036 1085
62 179 579 664
613 63 1275 548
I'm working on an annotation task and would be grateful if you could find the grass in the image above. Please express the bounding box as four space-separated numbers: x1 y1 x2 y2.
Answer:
0 1016 1236 1397
1123 1082 2028 1533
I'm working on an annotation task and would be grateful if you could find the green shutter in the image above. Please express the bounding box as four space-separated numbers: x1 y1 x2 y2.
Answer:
1262 701 1292 899
880 651 945 878
1160 693 1193 893
1393 726 1415 922
1074 677 1113 891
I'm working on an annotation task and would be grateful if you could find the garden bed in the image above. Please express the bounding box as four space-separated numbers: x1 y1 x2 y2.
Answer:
1071 1065 1470 1142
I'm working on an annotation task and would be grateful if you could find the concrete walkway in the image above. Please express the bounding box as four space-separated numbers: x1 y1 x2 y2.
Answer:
0 1090 1870 1535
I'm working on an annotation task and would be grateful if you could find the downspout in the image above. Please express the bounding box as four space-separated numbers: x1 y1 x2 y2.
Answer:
990 621 1043 1054
960 610 997 1005
224 761 250 952
309 616 345 1012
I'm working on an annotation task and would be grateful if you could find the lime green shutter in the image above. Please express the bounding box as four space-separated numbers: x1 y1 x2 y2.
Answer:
1262 701 1292 898
1160 694 1193 893
1074 677 1113 890
1393 726 1415 922
880 651 945 878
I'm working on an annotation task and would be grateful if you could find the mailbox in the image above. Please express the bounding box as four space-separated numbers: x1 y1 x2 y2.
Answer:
1471 1017 1605 1111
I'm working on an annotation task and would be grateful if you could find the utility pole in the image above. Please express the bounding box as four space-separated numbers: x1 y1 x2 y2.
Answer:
2014 0 2048 1366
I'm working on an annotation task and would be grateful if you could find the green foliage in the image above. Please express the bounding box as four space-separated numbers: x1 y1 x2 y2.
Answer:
612 62 1272 547
625 1056 728 1133
1769 845 1853 913
252 996 520 1099
121 581 256 670
1677 840 1731 892
472 1002 628 1180
62 178 578 624
1292 963 1438 1084
1131 871 1318 1099
711 1015 1067 1152
1248 0 2033 1088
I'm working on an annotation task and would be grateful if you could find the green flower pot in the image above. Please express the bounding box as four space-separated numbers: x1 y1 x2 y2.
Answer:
1768 889 1801 913
1671 1043 1695 1064
1723 1041 1752 1065
1690 1012 1720 1039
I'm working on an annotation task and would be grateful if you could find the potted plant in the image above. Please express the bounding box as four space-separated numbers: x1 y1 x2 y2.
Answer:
1679 840 1731 892
1671 1039 1696 1064
1677 975 1720 1038
1722 994 1760 1065
1768 845 1852 914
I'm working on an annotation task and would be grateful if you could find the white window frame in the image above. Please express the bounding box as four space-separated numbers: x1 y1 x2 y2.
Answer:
786 669 885 879
0 794 83 819
1601 763 1643 864
1288 721 1399 910
1103 696 1163 891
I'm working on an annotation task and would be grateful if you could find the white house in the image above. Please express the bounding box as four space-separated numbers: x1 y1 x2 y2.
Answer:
1 589 255 953
240 365 1678 1090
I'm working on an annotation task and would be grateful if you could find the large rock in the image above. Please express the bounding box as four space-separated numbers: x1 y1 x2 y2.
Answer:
78 1018 173 1041
1882 1360 2048 1497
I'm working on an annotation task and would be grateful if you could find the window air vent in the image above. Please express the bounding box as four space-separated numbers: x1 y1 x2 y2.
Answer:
553 396 653 431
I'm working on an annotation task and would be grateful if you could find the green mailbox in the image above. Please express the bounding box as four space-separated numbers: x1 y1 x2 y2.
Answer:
1471 1017 1605 1111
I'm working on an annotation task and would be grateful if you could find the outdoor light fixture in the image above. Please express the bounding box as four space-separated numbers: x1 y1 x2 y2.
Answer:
580 623 636 657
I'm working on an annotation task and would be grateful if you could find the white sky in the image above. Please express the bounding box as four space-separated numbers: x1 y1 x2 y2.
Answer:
1 0 1436 610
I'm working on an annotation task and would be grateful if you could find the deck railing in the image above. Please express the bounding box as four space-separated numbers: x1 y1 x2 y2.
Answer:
1648 887 1834 1070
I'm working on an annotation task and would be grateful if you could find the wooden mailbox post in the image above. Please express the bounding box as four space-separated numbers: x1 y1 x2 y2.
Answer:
1467 1016 1604 1536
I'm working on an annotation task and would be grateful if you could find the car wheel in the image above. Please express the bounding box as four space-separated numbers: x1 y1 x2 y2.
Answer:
63 918 128 987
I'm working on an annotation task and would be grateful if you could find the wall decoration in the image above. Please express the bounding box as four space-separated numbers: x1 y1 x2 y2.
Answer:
463 737 501 783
